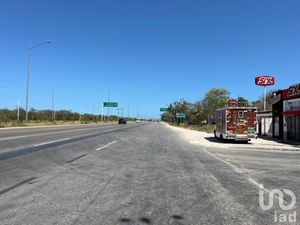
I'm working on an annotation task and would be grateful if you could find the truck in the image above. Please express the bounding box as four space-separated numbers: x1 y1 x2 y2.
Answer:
214 100 257 142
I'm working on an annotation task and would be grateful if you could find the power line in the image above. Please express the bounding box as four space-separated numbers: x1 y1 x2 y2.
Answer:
0 75 98 113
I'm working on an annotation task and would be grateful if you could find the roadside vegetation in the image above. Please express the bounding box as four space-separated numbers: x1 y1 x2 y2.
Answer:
161 87 274 130
0 87 275 128
0 108 122 128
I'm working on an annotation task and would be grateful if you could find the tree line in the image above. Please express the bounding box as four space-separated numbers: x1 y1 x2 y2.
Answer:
0 107 121 127
161 88 274 125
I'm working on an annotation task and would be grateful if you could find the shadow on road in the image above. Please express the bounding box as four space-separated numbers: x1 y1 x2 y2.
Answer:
118 215 184 224
205 137 252 144
171 215 184 220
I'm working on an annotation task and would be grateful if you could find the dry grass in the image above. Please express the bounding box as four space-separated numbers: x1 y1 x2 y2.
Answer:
0 120 103 128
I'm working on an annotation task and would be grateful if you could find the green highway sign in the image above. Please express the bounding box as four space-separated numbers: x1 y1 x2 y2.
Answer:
176 113 186 119
103 102 118 107
160 107 168 112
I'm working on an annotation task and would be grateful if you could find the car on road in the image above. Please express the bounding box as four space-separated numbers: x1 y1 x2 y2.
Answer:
118 118 127 124
136 118 141 123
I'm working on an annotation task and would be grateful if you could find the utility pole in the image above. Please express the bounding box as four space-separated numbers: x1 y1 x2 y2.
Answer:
117 108 124 118
127 103 130 120
25 42 31 124
107 90 110 122
52 89 55 121
101 102 104 123
136 107 139 119
93 101 95 121
127 100 134 121
17 97 20 121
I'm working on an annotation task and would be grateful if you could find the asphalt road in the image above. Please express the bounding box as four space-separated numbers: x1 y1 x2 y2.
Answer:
0 123 299 225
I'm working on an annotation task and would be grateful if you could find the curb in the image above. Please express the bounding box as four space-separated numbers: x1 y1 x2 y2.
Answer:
230 146 300 151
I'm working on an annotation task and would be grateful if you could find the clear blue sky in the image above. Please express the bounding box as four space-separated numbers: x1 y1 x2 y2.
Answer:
0 0 300 118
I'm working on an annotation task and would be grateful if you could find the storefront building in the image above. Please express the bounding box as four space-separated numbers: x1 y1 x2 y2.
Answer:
272 83 300 142
257 110 272 136
272 90 284 139
281 83 300 142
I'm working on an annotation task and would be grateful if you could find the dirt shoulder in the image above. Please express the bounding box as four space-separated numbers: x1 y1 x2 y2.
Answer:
164 123 300 151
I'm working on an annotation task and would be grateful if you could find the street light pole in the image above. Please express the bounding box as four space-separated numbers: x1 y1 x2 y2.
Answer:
107 89 110 122
25 40 52 124
17 97 20 121
52 89 55 121
25 42 31 124
101 102 104 123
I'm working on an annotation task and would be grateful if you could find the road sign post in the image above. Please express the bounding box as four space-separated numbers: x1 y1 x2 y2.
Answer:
101 102 104 123
103 102 118 107
102 102 118 122
255 76 275 111
255 76 275 135
160 108 168 112
176 113 186 125
176 113 186 119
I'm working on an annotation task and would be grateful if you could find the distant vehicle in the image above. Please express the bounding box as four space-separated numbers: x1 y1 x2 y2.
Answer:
136 118 141 123
214 100 257 143
118 118 127 124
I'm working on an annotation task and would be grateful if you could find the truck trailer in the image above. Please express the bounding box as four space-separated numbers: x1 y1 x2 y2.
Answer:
214 100 257 142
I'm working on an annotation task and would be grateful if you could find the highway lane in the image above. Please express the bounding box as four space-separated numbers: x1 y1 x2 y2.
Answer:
0 122 147 190
0 123 299 225
0 123 111 137
0 123 139 154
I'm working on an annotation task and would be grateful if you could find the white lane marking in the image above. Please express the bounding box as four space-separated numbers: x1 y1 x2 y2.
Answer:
96 140 117 151
0 125 118 141
210 175 218 183
202 147 270 192
247 177 266 191
0 135 28 141
34 138 71 147
6 124 135 149
0 123 117 130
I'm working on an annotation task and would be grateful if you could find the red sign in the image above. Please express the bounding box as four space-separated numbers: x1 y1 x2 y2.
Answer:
228 99 237 106
283 83 300 100
255 76 275 86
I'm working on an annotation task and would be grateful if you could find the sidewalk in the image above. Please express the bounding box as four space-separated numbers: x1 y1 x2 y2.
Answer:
258 135 300 147
166 123 300 151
